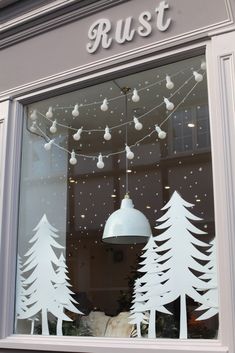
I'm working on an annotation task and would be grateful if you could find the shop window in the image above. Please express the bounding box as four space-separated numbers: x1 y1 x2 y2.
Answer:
15 55 218 340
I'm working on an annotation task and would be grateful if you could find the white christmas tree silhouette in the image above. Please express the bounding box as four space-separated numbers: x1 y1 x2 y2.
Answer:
15 255 28 331
196 238 219 321
155 191 210 339
20 214 70 335
129 278 148 338
132 236 171 338
54 252 84 335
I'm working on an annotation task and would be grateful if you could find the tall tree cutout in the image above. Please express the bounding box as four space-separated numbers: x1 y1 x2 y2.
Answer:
20 214 70 335
15 255 28 331
196 238 219 321
155 191 210 339
55 253 84 335
130 236 171 338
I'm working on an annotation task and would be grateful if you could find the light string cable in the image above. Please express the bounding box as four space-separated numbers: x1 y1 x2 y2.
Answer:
34 72 205 161
36 68 200 134
45 67 189 111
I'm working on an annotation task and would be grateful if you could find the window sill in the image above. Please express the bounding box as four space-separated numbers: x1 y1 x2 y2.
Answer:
0 335 228 353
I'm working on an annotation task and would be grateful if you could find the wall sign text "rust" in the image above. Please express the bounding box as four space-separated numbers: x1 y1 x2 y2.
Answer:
86 1 172 54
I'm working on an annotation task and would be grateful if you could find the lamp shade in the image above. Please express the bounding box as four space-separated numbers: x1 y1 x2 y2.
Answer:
102 195 152 244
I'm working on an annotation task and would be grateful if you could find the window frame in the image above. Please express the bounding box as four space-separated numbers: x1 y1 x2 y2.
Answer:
0 38 234 353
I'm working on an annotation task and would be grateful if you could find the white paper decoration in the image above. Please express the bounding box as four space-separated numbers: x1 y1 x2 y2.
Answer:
15 255 28 331
54 253 84 335
196 238 219 321
17 214 83 335
129 191 218 339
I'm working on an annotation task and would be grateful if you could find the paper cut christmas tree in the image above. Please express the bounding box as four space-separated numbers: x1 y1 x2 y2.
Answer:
15 255 28 331
155 191 210 339
54 253 84 335
20 214 71 335
196 238 219 321
130 236 171 338
129 278 148 338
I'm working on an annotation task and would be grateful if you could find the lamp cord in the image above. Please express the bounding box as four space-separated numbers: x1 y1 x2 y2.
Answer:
124 92 129 195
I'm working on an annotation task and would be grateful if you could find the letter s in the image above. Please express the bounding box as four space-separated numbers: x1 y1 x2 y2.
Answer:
137 11 152 37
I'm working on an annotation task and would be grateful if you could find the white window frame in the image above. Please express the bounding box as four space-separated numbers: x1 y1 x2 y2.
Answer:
0 36 235 353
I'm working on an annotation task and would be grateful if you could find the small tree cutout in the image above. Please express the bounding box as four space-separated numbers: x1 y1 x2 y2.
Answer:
196 238 219 321
15 255 28 331
130 236 171 338
129 278 148 338
55 252 84 335
20 214 70 335
155 191 210 339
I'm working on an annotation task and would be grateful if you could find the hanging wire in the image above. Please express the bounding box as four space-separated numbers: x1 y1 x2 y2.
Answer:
36 70 197 134
124 90 129 195
41 67 188 111
33 71 205 161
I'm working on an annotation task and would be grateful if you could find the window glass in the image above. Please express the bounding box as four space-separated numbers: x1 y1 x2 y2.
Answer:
15 55 218 339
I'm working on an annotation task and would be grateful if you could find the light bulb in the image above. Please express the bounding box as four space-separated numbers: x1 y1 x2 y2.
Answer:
46 106 53 119
30 109 37 121
72 104 79 117
133 116 143 130
44 139 54 151
97 153 104 169
101 98 108 111
125 145 134 160
30 122 37 133
104 126 111 140
166 75 174 90
73 127 83 141
132 88 140 103
155 125 167 139
193 71 203 82
201 61 206 70
69 150 77 165
164 97 174 111
50 120 57 134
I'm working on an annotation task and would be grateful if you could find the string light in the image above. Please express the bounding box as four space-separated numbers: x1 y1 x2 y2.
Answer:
36 69 201 136
133 116 143 130
193 71 203 82
97 153 104 169
39 66 190 113
164 97 174 111
69 150 77 165
50 120 57 134
166 75 174 89
32 68 205 164
126 145 134 160
44 139 54 151
132 88 140 102
72 104 79 117
30 121 37 132
30 109 37 121
104 126 111 141
101 98 108 111
201 61 206 70
73 127 83 141
155 125 167 139
35 75 204 161
46 107 53 119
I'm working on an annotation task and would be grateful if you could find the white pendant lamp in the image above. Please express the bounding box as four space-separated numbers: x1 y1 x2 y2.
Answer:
103 194 152 244
102 86 152 244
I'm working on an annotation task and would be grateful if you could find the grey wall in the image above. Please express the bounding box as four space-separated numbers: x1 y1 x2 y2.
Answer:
0 0 233 96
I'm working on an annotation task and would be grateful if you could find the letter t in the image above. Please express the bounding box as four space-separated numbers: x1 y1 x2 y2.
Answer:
155 1 172 31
